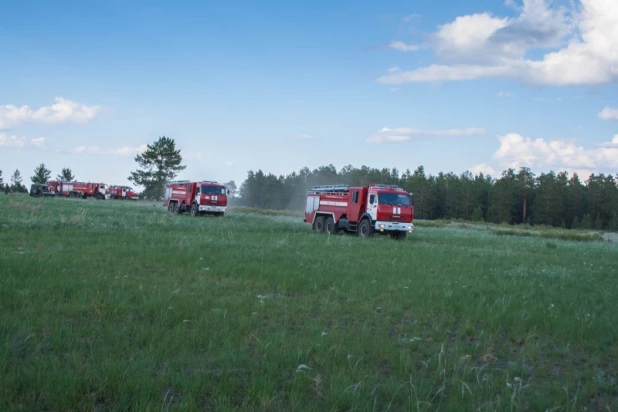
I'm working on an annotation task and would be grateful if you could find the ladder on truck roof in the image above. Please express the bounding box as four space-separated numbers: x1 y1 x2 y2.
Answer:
167 180 191 185
371 184 400 189
310 185 350 193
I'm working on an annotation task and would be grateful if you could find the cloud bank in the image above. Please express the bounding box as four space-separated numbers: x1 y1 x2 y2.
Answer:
379 0 618 86
0 97 101 129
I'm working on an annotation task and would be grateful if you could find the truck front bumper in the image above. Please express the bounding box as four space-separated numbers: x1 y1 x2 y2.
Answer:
375 221 414 232
199 205 226 212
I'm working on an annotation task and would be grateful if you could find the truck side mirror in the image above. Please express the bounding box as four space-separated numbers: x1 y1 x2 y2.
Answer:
227 189 230 195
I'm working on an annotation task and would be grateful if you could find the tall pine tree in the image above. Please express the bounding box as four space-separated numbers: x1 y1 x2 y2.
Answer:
57 168 76 181
128 136 186 198
11 169 25 192
31 163 52 184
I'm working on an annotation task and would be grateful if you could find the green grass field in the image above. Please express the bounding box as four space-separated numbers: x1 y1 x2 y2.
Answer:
1 194 617 411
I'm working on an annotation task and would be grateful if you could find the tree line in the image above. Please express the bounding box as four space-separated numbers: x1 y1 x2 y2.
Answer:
1 165 75 193
1 135 185 196
237 164 618 231
4 135 615 232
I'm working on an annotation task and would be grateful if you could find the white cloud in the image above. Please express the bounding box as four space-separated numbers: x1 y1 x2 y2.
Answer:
296 134 314 140
0 97 101 129
402 13 420 23
470 163 496 176
367 126 486 143
389 41 420 52
599 106 618 120
70 145 101 155
379 0 618 86
115 144 148 156
31 137 45 147
496 91 512 97
70 144 146 157
225 161 234 167
432 13 510 59
380 64 511 83
491 132 618 171
0 133 26 147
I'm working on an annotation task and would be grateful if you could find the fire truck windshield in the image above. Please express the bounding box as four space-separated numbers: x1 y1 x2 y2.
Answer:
378 193 410 206
201 185 226 194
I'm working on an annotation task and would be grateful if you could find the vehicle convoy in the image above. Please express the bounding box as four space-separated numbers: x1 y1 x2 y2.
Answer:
47 180 109 199
29 183 55 198
163 180 229 216
304 184 414 240
109 185 138 200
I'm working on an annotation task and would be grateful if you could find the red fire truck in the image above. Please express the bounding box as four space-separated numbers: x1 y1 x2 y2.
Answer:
163 180 229 216
304 184 414 240
109 185 138 200
47 180 110 200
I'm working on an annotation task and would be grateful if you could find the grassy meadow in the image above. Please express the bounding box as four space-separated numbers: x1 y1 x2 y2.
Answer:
0 194 617 411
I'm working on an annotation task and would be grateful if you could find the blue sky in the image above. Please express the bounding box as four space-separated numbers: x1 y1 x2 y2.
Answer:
1 0 617 190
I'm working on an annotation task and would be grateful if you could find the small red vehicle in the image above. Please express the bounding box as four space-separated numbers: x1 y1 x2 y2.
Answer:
109 185 138 200
163 180 229 216
47 180 109 200
304 184 414 240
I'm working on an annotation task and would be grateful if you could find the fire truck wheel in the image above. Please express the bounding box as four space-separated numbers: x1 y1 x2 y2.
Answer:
391 231 407 241
313 215 326 232
324 216 337 234
358 219 374 238
191 203 199 216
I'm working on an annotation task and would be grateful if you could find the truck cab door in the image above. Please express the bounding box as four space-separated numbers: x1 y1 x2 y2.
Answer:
194 186 201 204
368 193 378 221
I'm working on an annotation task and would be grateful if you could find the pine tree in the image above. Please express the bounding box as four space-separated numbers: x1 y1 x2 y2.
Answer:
10 169 24 192
571 216 580 229
31 163 52 184
516 167 535 224
0 170 3 186
581 213 592 229
594 212 603 230
470 206 484 222
128 136 186 198
57 168 75 181
608 213 617 232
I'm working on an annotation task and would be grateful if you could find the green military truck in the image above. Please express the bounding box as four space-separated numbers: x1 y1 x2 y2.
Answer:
29 183 56 198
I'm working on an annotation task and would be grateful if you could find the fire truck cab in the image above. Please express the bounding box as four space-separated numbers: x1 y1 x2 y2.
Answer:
164 180 229 216
304 184 414 240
